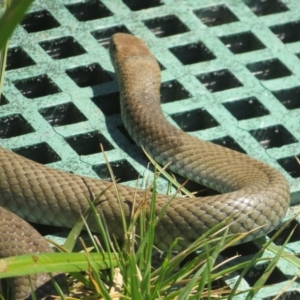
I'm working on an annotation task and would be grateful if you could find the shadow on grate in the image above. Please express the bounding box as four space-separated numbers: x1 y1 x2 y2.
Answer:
91 79 191 115
91 92 120 116
172 173 219 198
66 63 113 87
116 125 135 145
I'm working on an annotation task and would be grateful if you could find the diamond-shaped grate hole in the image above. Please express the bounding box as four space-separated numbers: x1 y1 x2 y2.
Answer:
221 241 259 257
244 263 286 286
272 87 300 110
117 125 135 144
0 114 35 138
65 131 114 155
90 25 131 49
270 22 300 44
12 143 61 164
27 222 62 236
197 69 242 92
268 219 300 245
66 63 112 87
210 136 246 154
249 125 297 149
65 0 112 22
160 80 191 103
39 36 86 60
220 31 265 54
122 0 163 11
263 291 300 300
246 59 292 80
91 92 120 116
277 155 300 179
222 97 269 120
171 108 219 132
242 0 288 17
14 75 61 99
193 4 239 27
143 15 189 38
7 47 35 70
39 102 87 127
21 10 60 33
209 279 227 292
169 42 216 65
0 95 9 106
93 160 140 182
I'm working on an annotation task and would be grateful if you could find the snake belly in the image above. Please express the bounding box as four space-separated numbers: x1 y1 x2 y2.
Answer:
0 33 290 299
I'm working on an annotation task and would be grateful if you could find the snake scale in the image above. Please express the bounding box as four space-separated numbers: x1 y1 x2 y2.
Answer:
0 33 290 299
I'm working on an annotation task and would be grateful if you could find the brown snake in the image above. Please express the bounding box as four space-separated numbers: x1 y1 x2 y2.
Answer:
0 33 290 299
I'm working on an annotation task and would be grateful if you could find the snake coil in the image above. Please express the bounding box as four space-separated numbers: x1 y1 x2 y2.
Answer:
0 33 290 299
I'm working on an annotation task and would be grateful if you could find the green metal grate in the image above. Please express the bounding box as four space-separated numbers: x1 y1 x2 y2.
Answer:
2 0 300 298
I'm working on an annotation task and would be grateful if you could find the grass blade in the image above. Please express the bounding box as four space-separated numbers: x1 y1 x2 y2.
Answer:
0 252 118 278
0 0 34 51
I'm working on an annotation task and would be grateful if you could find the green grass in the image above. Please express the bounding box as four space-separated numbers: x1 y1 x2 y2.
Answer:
0 0 35 98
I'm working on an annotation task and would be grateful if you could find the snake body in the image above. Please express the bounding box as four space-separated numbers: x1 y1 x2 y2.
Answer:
0 33 290 299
